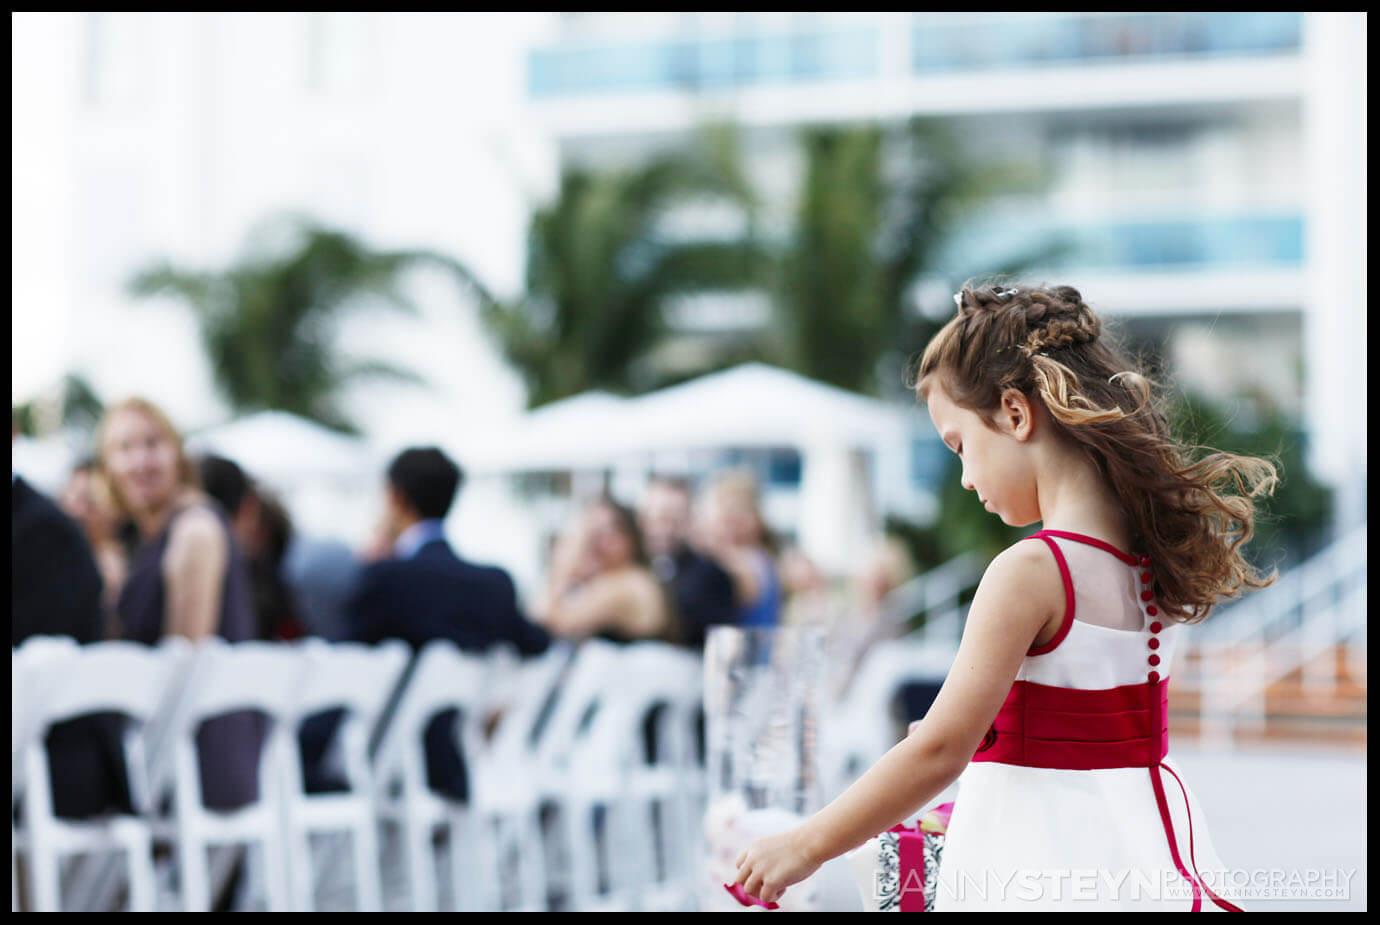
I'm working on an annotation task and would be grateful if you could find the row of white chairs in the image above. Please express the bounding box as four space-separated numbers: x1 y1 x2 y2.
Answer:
12 634 706 912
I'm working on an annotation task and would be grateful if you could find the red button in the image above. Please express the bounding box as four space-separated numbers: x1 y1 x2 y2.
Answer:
1149 622 1163 634
1141 571 1152 583
1141 590 1154 602
1148 654 1160 666
1140 556 1151 567
1148 638 1160 650
1147 606 1158 617
1148 670 1160 683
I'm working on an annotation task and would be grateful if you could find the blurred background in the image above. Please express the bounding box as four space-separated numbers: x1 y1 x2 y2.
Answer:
11 11 1366 912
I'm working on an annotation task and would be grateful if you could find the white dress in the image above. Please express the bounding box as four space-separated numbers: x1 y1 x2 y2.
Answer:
932 530 1243 912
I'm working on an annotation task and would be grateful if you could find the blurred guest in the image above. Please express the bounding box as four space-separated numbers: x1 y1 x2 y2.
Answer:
697 470 782 629
59 456 135 634
302 446 548 799
13 423 132 821
96 398 265 815
537 494 670 643
196 454 304 641
638 475 737 649
852 535 917 624
778 545 840 627
282 533 359 641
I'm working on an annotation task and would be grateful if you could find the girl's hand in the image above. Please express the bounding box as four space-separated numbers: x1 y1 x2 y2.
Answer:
733 828 822 905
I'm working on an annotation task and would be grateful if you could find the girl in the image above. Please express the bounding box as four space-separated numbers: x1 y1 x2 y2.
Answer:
732 281 1276 910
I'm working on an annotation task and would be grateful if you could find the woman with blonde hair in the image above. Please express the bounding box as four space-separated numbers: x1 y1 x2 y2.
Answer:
96 397 263 813
698 469 782 629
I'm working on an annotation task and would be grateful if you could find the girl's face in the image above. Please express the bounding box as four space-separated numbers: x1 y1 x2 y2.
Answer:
924 381 1042 527
101 408 182 516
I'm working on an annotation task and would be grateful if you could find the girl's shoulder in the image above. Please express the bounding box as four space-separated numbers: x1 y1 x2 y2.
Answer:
978 538 1067 620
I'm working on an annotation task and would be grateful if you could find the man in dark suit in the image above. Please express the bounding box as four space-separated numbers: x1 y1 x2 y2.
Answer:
299 447 549 798
12 469 132 819
639 475 739 650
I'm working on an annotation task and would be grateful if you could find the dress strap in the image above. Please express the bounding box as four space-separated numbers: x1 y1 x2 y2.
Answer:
1031 528 1141 565
1024 533 1075 656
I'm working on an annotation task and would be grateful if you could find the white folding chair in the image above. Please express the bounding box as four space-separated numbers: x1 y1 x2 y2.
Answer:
278 639 409 911
462 643 574 911
820 636 956 800
142 638 305 912
561 642 703 911
12 636 81 911
369 640 492 912
17 641 186 912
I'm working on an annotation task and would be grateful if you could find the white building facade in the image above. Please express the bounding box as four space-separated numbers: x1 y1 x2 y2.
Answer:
523 11 1366 536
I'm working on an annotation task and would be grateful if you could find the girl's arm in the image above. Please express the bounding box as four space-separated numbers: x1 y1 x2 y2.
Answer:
161 507 230 641
733 538 1065 904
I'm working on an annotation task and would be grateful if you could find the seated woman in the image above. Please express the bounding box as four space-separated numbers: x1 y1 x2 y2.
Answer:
536 495 671 643
697 470 782 630
96 397 264 812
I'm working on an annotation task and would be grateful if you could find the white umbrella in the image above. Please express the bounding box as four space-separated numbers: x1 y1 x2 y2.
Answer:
186 411 375 482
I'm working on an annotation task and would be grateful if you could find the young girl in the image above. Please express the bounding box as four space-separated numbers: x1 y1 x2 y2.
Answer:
732 281 1276 911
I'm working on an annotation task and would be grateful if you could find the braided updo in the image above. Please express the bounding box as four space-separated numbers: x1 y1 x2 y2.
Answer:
914 277 1278 625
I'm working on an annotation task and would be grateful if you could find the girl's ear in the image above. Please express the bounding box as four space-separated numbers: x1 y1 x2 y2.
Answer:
1000 388 1036 441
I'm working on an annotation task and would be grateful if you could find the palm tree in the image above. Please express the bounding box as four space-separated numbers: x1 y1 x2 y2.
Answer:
776 117 1072 397
481 125 765 407
11 373 106 439
128 215 491 433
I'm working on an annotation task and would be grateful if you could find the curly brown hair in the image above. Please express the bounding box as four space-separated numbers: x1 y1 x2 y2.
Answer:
914 278 1278 624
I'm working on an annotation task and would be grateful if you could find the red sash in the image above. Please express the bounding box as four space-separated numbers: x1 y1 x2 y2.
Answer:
970 677 1242 912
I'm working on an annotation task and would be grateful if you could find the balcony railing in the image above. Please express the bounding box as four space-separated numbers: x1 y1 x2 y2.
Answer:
947 213 1304 273
528 13 1303 99
911 12 1302 74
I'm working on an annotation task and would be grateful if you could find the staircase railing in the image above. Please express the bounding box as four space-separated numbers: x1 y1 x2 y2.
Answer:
1183 524 1367 745
877 551 983 646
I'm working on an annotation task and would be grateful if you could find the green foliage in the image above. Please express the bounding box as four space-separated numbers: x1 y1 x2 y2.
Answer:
779 118 1073 397
128 215 480 433
11 374 106 439
482 125 765 408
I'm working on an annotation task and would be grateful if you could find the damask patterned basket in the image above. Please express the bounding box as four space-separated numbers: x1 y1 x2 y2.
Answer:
845 802 953 912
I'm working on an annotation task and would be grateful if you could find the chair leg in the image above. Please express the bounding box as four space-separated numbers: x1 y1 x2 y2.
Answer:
351 815 383 912
26 834 62 913
114 826 156 913
176 836 211 912
283 819 315 911
261 828 292 912
403 815 438 912
520 809 549 911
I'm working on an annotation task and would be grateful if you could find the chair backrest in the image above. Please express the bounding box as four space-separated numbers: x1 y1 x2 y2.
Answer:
289 639 410 727
370 639 493 789
475 644 573 768
530 638 624 769
13 636 81 793
174 638 307 722
820 636 956 794
28 641 186 730
571 643 702 773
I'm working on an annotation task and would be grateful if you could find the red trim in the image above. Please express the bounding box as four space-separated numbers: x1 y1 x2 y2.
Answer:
896 825 927 911
1026 534 1076 655
1032 528 1141 565
1162 763 1245 912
